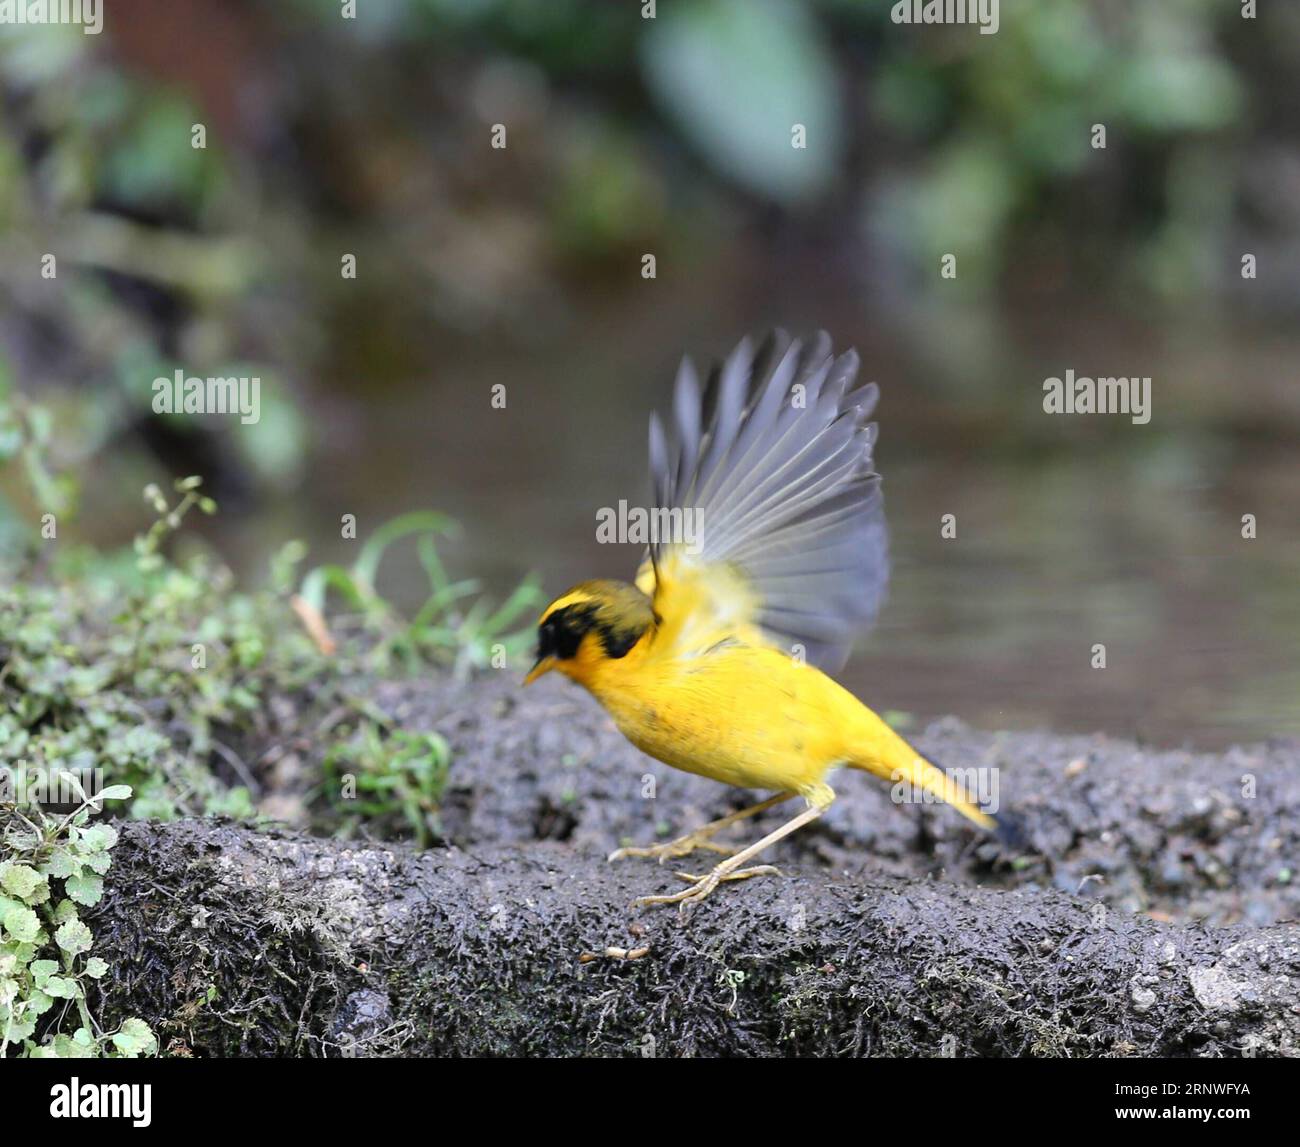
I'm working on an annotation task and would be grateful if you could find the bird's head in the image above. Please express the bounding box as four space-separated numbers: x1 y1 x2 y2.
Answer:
524 579 657 687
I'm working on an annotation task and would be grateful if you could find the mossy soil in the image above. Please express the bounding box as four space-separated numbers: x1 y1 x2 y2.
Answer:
83 671 1300 1057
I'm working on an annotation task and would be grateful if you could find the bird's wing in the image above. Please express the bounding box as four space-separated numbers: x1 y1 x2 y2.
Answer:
636 331 887 671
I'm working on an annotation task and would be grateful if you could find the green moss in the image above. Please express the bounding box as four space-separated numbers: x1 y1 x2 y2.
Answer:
1 399 538 831
0 399 542 1056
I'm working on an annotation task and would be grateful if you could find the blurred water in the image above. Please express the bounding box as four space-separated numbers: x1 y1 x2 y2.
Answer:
227 285 1300 753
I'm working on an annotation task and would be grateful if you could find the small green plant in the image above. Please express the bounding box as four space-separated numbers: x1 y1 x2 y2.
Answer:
135 476 218 571
298 511 542 677
2 435 535 833
0 395 79 526
0 778 156 1058
0 475 308 821
322 720 450 846
0 398 545 1054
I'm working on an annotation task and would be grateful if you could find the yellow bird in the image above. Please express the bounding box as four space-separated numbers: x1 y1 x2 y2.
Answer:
525 333 1011 910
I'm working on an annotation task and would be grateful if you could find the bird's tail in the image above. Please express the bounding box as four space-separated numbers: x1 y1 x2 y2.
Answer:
848 721 1001 835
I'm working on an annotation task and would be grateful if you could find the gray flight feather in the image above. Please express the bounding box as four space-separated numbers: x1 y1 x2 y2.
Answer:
648 331 889 672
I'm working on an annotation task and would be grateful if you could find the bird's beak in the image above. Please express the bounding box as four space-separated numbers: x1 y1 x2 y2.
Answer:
523 656 555 686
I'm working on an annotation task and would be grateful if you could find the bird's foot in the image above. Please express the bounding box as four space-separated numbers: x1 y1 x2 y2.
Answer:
632 864 781 913
608 829 737 865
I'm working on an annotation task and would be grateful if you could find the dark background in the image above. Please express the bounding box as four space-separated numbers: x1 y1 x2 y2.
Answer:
0 0 1297 748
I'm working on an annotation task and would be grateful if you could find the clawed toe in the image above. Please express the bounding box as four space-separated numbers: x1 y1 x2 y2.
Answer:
632 862 783 912
671 864 780 884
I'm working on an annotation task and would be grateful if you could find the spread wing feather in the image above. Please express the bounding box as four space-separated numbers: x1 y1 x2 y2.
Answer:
640 331 888 671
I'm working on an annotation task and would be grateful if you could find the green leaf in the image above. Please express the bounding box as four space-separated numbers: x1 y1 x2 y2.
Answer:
41 851 80 880
298 564 366 614
5 1016 36 1043
96 784 134 802
30 959 59 987
84 957 108 979
65 873 104 907
83 852 112 876
56 770 89 803
44 975 81 1000
111 1017 157 1058
352 511 455 596
77 824 119 852
3 903 41 943
0 863 43 901
54 918 93 955
49 1031 99 1058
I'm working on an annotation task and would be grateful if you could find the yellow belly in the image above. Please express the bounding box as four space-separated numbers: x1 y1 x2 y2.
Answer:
587 644 863 797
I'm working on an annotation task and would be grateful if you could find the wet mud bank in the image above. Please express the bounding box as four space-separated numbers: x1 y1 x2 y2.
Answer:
91 674 1300 1057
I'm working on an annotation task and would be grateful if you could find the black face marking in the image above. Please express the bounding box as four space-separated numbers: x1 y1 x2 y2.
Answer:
536 601 648 662
597 622 641 659
536 605 591 661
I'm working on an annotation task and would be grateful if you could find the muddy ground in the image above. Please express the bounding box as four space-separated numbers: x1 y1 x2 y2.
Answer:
90 672 1300 1056
369 674 1299 929
92 820 1300 1057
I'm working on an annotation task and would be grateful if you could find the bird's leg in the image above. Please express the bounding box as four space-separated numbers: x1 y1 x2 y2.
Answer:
608 792 794 864
634 798 828 912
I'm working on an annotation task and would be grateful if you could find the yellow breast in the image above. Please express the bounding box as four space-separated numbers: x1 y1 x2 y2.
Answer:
582 641 865 797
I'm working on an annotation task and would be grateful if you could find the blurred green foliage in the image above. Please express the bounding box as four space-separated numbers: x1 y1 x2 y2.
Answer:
0 0 1278 520
871 0 1247 289
642 0 844 204
0 406 535 833
298 510 541 676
